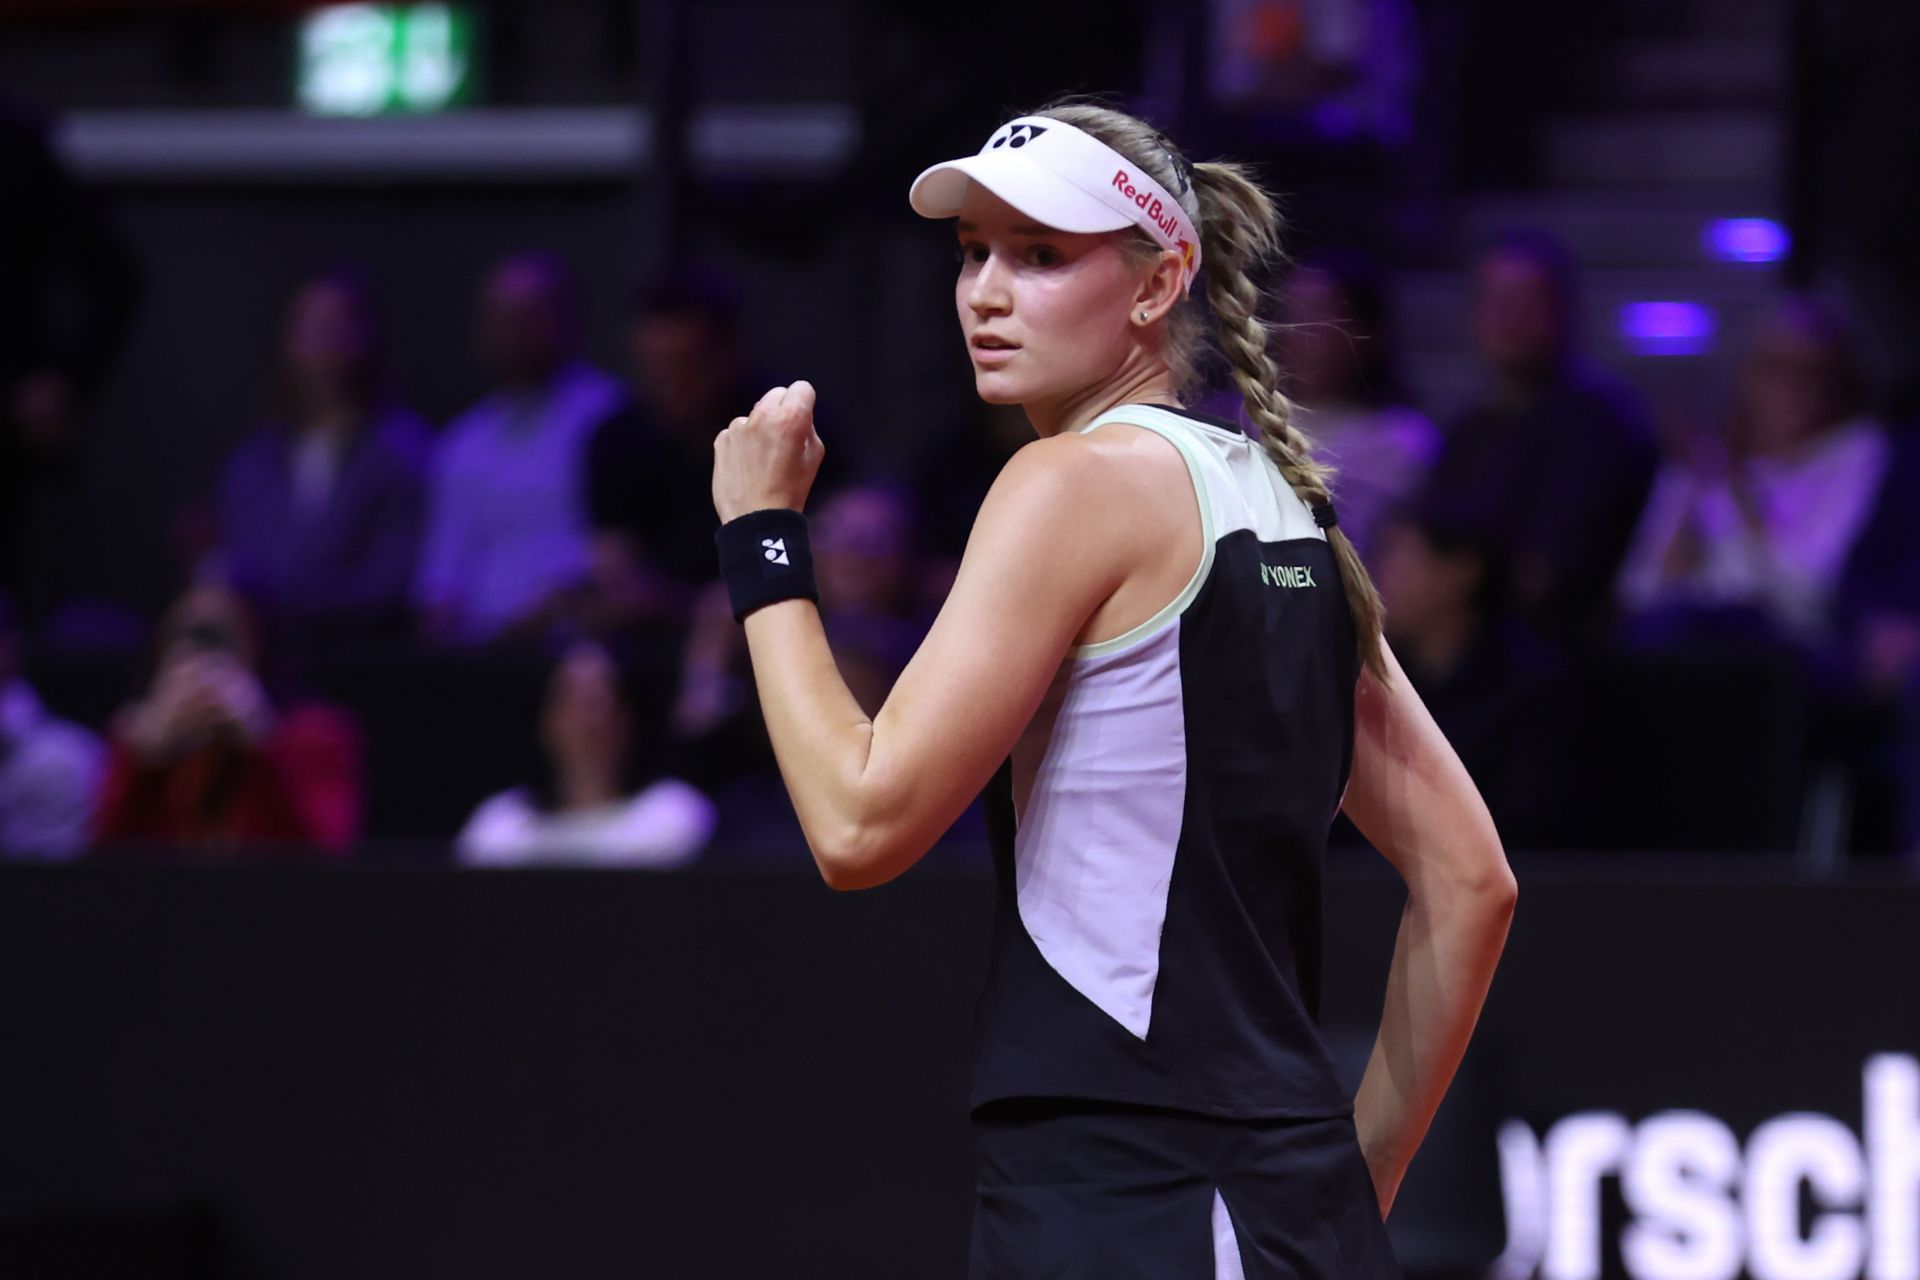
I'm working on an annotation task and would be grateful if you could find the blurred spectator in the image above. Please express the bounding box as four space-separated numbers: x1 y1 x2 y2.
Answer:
416 253 620 646
218 269 429 651
910 400 1032 567
1616 294 1892 649
0 99 140 615
673 484 931 849
1838 423 1920 696
1825 419 1920 856
0 592 104 859
1901 669 1920 862
1273 251 1439 559
675 483 927 746
457 639 714 868
583 269 756 633
1191 0 1429 253
583 267 850 637
814 484 932 708
94 583 360 855
1422 231 1657 647
1207 0 1421 147
1373 500 1586 850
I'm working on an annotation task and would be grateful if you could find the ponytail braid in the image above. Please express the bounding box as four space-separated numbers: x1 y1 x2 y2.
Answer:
1189 161 1386 681
1034 99 1388 681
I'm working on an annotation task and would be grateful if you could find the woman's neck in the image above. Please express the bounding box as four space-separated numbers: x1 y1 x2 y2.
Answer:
555 761 624 812
294 395 364 438
1026 355 1181 438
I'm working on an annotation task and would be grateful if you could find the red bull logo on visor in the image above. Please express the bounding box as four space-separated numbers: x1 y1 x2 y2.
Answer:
1111 169 1185 241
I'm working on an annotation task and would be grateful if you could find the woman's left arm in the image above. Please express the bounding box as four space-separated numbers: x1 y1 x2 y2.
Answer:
714 382 1130 889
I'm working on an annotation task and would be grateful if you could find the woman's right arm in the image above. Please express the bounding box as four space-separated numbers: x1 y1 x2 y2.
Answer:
1339 640 1518 1218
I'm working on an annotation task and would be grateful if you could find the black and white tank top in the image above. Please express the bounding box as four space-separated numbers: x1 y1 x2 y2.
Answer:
972 401 1361 1120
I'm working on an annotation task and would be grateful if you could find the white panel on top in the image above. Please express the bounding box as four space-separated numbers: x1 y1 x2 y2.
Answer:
1089 404 1327 546
1010 619 1188 1040
1214 1190 1248 1280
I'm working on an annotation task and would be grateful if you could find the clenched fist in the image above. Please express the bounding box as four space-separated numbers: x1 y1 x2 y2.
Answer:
712 380 827 523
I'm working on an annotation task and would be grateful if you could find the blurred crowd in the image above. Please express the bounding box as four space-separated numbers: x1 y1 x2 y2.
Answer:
1 217 966 866
2 123 1917 868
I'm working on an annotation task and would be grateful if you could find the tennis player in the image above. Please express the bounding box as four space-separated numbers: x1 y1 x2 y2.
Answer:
709 100 1516 1279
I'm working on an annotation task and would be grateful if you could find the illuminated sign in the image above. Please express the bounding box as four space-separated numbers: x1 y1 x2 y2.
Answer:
298 3 476 117
1620 302 1717 357
1497 1054 1920 1280
1705 218 1791 266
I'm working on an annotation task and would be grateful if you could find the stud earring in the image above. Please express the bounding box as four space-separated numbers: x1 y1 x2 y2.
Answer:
1138 310 1149 323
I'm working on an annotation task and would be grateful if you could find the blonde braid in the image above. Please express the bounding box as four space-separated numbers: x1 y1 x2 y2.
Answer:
1187 168 1331 499
1195 160 1386 680
1034 100 1388 681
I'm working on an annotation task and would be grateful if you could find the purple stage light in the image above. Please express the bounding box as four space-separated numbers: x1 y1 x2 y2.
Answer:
1704 218 1790 264
1620 302 1717 356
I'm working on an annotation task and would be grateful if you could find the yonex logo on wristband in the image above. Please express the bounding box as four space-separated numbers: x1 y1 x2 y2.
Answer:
719 510 816 620
1261 563 1316 589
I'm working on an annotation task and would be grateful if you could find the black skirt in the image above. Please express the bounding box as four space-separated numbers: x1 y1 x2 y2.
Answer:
968 1097 1402 1280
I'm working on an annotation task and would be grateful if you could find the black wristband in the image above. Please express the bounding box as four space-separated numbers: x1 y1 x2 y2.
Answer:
716 508 819 622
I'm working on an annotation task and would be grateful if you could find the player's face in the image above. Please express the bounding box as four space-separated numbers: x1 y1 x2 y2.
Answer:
953 186 1145 413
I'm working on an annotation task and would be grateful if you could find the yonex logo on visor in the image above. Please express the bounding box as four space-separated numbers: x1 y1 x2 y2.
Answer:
989 123 1048 149
908 114 1205 295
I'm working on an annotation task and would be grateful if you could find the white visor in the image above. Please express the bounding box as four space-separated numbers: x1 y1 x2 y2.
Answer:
909 115 1203 294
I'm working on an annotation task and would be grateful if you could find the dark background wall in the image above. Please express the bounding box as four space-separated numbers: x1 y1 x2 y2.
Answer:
3 861 1914 1279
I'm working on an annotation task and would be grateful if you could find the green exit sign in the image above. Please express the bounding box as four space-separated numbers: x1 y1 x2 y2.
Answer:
298 3 477 116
